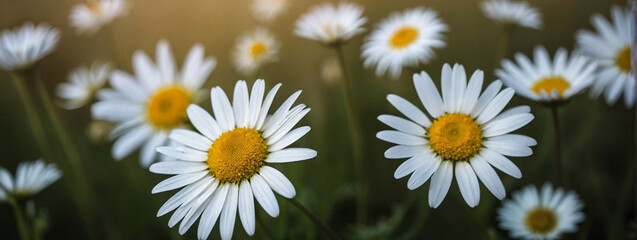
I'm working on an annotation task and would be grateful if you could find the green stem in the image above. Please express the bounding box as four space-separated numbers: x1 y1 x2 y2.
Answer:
256 211 276 240
333 45 367 224
33 76 98 239
549 104 566 186
288 198 340 240
493 26 513 72
8 198 31 240
9 72 55 162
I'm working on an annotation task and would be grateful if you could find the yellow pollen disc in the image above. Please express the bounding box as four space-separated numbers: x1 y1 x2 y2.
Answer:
616 47 631 73
250 43 267 59
525 208 558 234
146 86 192 129
532 77 570 96
389 26 419 49
427 113 483 161
207 128 268 183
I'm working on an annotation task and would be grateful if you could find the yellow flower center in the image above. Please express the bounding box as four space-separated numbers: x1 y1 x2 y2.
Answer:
531 77 570 96
427 113 483 161
525 208 558 234
250 43 267 59
207 128 268 183
146 86 192 130
389 26 419 49
616 47 631 73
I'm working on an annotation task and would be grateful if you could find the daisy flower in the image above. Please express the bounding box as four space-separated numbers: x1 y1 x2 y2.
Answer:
0 23 60 71
232 28 280 75
377 63 536 208
69 0 130 35
362 8 448 79
294 2 367 46
92 40 217 167
498 183 585 239
0 159 62 198
150 79 316 240
480 0 542 29
56 61 112 110
496 46 597 102
576 6 635 107
251 0 288 22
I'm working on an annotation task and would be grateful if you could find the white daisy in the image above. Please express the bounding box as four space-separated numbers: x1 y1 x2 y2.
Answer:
56 61 112 110
480 0 542 29
498 183 585 239
69 0 130 35
0 22 60 71
251 0 288 22
294 2 367 46
232 28 280 75
496 46 597 102
377 63 536 208
92 40 217 167
0 159 62 198
150 79 316 240
576 6 635 107
362 8 448 79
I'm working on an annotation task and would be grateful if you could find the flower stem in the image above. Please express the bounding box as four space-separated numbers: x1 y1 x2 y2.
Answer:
9 72 55 162
493 25 513 72
8 198 31 240
288 198 340 240
333 45 367 224
549 104 566 186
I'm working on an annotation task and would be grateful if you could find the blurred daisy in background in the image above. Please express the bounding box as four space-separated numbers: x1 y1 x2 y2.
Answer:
294 2 367 46
0 185 5 202
362 8 448 79
0 23 60 71
496 46 597 102
576 6 634 107
92 40 217 167
69 0 130 35
0 159 62 198
498 183 584 239
377 63 535 208
151 79 316 240
251 0 288 22
232 28 280 75
480 0 542 29
56 61 112 110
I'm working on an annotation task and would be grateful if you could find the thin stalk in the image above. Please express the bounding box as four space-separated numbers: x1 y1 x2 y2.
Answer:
8 198 31 240
493 26 513 71
106 25 127 68
33 76 98 239
288 198 340 240
9 72 55 162
333 45 367 223
256 211 276 240
549 105 566 186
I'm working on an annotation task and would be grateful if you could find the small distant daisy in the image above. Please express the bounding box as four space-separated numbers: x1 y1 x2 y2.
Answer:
294 2 367 46
251 0 288 22
151 79 316 239
498 183 585 239
496 46 597 102
576 6 635 107
232 28 280 75
480 0 542 29
362 8 448 79
0 23 60 71
92 40 217 167
377 63 535 208
69 0 130 35
0 159 62 198
56 61 112 110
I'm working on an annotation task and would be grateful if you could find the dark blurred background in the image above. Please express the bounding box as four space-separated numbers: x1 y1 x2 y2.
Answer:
0 0 633 239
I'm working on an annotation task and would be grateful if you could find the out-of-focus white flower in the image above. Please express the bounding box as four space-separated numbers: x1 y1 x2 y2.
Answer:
251 0 288 22
0 159 62 198
69 0 130 35
480 0 542 29
294 2 367 45
0 23 60 71
232 28 280 75
56 61 112 110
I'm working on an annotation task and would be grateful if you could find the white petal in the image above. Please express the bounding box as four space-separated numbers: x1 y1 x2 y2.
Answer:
140 132 168 167
476 88 515 124
480 148 521 178
233 80 250 128
250 174 279 217
169 129 212 151
377 130 426 145
220 185 239 240
197 183 229 240
470 156 505 199
428 161 453 208
267 127 311 152
187 105 223 141
482 113 534 137
211 87 236 132
266 148 316 163
248 80 265 128
259 166 295 198
407 156 441 190
377 115 426 136
413 71 444 118
460 70 484 114
384 145 427 159
157 177 213 217
149 161 209 175
470 81 502 117
386 94 432 127
156 146 207 162
157 40 176 82
256 83 282 130
238 181 256 236
455 161 480 208
112 126 153 160
152 171 208 194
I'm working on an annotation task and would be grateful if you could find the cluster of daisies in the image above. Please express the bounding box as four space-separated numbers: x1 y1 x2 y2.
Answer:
0 0 632 239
